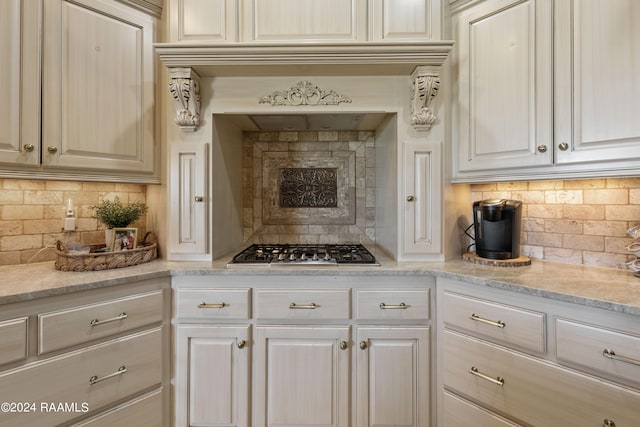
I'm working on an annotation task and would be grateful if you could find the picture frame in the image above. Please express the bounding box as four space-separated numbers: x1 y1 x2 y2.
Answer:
111 227 138 252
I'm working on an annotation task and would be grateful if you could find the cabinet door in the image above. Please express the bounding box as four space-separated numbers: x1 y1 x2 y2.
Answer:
42 0 155 174
169 0 238 42
403 142 442 258
554 0 640 165
254 326 350 427
356 327 431 427
454 0 553 172
174 325 249 427
0 0 40 166
168 142 209 258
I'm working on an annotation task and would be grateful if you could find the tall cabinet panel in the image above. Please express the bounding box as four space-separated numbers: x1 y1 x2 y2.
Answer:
0 0 40 166
403 142 442 258
554 0 640 165
42 0 156 173
454 0 553 172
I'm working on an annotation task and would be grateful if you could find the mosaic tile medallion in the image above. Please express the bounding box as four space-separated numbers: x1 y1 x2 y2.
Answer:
279 168 338 208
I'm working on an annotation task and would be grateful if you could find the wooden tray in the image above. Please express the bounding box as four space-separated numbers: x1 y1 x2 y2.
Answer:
55 233 158 272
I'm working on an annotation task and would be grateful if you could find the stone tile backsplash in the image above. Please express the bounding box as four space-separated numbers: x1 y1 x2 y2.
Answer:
0 179 146 265
243 130 376 244
470 178 640 268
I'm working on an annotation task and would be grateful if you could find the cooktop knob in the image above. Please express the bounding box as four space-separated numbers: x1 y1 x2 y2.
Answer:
289 253 296 261
301 253 307 261
312 253 319 261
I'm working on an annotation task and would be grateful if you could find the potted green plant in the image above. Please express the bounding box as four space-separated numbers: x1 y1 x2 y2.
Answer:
90 197 148 249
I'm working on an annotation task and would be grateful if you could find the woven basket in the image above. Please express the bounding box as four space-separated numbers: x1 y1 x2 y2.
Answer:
55 232 158 272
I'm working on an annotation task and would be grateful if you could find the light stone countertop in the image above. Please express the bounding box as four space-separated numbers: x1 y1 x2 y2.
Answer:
1 256 639 317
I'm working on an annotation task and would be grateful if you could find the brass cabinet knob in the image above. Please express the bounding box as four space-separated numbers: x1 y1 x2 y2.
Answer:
536 145 547 153
339 341 348 350
237 339 246 349
406 195 415 202
194 196 204 202
603 419 616 427
23 144 35 152
47 146 58 154
359 341 368 350
558 142 569 151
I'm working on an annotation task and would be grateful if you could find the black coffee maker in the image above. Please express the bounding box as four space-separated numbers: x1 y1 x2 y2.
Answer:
473 199 522 260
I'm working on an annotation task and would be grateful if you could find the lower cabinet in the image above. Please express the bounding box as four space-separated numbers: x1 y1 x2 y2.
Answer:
254 326 351 427
356 327 431 427
174 325 249 427
437 277 640 426
172 275 434 427
0 278 170 427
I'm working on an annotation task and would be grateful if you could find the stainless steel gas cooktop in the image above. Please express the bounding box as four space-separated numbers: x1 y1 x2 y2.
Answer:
228 244 379 267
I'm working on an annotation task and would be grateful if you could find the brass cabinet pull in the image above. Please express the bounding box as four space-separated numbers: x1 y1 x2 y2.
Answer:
289 302 317 309
470 313 506 328
47 146 58 154
603 348 640 367
23 144 35 152
339 341 348 350
198 302 226 309
359 341 368 350
469 366 504 386
89 312 127 327
603 419 616 427
379 302 407 309
558 142 569 151
89 366 127 385
237 339 246 349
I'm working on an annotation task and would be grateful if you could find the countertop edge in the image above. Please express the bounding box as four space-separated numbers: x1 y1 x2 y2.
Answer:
0 259 638 317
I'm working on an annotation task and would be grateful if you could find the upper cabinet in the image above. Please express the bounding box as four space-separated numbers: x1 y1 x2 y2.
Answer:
0 0 159 183
452 0 640 182
169 0 442 43
0 0 41 167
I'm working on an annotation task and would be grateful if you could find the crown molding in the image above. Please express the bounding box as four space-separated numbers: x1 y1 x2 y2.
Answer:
155 41 454 77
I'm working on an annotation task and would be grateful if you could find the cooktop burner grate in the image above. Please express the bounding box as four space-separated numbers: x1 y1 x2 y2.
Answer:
229 243 379 266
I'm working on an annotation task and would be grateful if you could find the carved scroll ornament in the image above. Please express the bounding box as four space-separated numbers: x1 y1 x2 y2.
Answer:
259 80 352 106
410 67 440 131
168 68 201 132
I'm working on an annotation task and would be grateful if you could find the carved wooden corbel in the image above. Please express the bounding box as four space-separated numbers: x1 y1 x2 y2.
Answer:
410 67 440 131
168 67 201 132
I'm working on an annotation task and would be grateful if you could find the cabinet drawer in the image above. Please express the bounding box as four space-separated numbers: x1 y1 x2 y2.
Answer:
255 289 350 320
442 291 545 354
174 288 250 319
71 388 163 427
442 392 519 427
0 328 162 427
356 289 429 320
0 317 28 367
443 330 640 426
38 290 163 354
556 318 640 387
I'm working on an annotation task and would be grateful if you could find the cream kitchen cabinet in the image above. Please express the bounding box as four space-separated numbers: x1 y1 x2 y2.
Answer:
0 0 158 183
437 277 640 426
402 142 443 260
452 0 640 182
168 142 209 260
0 0 41 166
169 0 442 43
174 325 250 427
0 278 170 427
254 326 351 427
172 274 434 427
173 287 251 426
